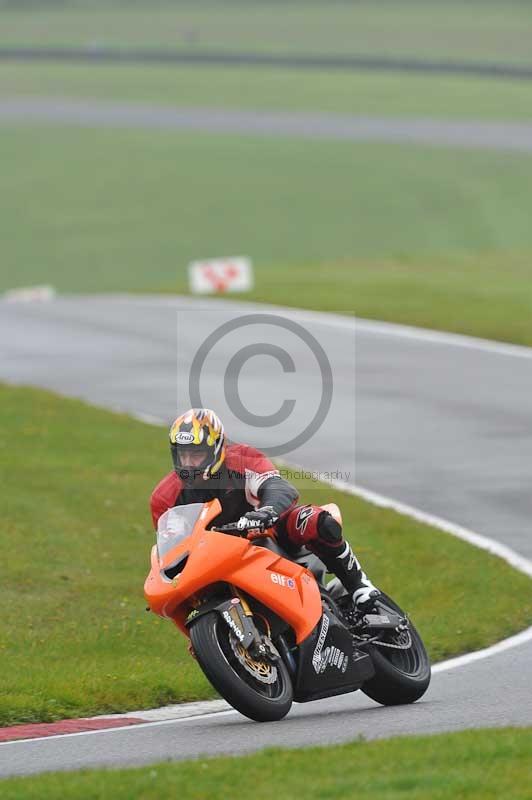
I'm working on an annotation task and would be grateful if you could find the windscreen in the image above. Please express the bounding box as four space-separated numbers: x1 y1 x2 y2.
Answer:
156 503 203 558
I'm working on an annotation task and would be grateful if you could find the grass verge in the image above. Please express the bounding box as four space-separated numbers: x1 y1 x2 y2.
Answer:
1 384 531 725
2 728 531 799
2 62 532 120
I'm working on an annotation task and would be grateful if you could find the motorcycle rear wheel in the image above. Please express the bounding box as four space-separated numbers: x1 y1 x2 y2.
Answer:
190 611 293 722
361 592 431 706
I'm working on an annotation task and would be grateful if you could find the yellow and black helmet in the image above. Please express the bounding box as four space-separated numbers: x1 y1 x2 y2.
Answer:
169 408 226 482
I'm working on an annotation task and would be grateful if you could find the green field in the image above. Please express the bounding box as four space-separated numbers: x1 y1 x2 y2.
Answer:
1 0 532 66
3 728 531 799
1 384 532 725
2 124 532 344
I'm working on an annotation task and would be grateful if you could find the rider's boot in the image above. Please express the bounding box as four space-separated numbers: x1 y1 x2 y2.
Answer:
312 512 381 611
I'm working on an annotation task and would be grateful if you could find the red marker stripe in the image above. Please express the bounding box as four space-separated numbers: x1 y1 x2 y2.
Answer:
0 716 144 742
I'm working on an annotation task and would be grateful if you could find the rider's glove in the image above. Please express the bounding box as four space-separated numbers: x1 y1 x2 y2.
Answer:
237 506 279 539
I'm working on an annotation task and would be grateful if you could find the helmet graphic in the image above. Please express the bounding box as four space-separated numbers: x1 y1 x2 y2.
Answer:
169 408 225 483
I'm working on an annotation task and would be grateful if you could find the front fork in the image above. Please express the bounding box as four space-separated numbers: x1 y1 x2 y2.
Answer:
221 586 279 662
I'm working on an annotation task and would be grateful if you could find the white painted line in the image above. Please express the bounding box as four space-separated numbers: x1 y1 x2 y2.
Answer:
432 624 532 674
6 628 532 746
268 305 532 361
0 709 239 747
327 477 532 580
90 699 232 723
352 317 532 361
97 294 532 361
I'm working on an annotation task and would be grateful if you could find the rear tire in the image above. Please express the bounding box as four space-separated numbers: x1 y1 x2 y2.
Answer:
361 593 431 706
189 611 293 722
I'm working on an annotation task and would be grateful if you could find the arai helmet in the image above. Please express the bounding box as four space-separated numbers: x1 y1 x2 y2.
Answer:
169 408 225 482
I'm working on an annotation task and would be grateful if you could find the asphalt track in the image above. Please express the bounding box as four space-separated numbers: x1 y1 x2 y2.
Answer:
0 295 531 777
2 99 532 152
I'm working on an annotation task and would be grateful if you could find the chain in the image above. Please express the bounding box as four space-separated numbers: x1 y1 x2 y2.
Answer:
371 630 412 650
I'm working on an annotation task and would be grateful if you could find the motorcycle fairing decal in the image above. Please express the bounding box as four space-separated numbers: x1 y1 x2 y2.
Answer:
317 645 349 674
216 598 256 650
311 615 348 674
222 610 245 643
270 572 296 589
311 614 329 673
295 609 375 702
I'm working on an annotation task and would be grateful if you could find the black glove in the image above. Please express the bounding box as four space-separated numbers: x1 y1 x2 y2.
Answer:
237 506 279 537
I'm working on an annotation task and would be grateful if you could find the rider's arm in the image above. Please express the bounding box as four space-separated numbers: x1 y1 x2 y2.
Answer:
257 475 298 517
237 444 298 516
238 474 298 537
228 443 298 526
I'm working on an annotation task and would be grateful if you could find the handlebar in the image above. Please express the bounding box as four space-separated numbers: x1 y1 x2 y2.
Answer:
211 522 243 534
211 522 276 539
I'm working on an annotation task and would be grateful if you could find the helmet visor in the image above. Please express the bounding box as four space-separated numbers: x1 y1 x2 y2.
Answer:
171 443 211 480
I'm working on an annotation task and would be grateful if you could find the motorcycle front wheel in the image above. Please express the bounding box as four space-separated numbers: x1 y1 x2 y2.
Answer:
189 611 293 722
361 592 431 706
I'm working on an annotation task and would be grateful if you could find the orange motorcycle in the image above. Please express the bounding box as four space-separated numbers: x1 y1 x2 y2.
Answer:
144 499 430 722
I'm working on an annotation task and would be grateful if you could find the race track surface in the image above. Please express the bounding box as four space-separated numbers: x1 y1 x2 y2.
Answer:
2 99 532 152
0 295 531 776
1 644 530 777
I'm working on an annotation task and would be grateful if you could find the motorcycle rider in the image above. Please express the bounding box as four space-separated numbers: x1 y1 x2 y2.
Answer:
151 408 380 610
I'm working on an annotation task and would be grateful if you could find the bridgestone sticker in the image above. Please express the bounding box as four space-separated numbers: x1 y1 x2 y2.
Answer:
319 646 349 674
312 615 330 673
311 616 348 674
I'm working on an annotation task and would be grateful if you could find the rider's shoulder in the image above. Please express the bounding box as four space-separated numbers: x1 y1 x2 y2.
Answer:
225 442 276 475
151 470 182 503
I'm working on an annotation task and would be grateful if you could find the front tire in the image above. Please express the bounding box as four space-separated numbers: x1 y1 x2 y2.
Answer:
189 611 293 722
361 593 431 705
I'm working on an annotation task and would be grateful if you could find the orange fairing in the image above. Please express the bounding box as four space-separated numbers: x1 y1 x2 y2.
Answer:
144 499 323 644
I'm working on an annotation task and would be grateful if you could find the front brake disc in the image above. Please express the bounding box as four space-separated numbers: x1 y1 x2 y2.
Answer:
229 634 278 685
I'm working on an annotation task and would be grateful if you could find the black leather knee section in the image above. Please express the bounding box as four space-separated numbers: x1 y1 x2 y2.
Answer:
317 511 343 546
